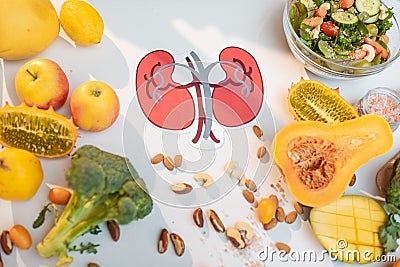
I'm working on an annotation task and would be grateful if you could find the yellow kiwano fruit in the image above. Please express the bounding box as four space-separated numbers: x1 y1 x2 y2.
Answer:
310 195 387 264
60 0 104 46
0 0 60 60
288 79 359 123
0 103 79 158
0 148 43 200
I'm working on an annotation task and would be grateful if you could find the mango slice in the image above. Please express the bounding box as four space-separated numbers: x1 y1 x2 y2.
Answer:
310 195 387 264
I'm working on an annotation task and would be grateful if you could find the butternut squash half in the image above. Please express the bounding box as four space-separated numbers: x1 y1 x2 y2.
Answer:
273 114 392 207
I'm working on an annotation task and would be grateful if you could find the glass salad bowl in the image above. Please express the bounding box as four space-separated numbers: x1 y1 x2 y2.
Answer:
283 0 400 79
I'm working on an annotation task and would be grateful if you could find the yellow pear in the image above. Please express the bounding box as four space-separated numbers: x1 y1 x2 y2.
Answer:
0 0 60 60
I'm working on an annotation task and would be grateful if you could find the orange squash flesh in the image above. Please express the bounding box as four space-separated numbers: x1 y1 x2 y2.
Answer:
273 114 392 207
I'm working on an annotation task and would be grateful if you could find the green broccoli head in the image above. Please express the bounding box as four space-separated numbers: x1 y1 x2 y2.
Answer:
37 145 153 265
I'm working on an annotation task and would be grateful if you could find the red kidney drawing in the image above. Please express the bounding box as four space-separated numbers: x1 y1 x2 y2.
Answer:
136 50 195 130
212 47 264 127
135 47 264 144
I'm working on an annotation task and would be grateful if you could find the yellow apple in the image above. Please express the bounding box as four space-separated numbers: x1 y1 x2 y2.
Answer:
70 81 120 132
0 148 43 201
15 58 69 110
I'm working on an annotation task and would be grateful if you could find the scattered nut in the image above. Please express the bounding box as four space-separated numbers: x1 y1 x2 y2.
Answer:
257 146 267 159
269 194 279 207
170 183 193 194
208 209 225 233
158 228 169 254
235 221 253 239
252 199 259 208
253 125 263 138
0 253 3 267
285 211 298 224
349 174 356 187
9 224 32 250
163 156 174 171
48 187 71 205
242 189 255 204
275 242 291 254
170 233 185 256
151 153 164 164
87 263 100 267
275 207 285 222
293 201 304 215
193 208 204 228
107 220 120 242
174 155 183 168
245 179 257 192
1 230 13 255
194 173 214 187
226 227 246 249
230 169 244 180
263 218 277 230
224 161 238 174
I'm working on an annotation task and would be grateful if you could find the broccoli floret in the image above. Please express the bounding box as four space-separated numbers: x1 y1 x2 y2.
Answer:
36 145 153 265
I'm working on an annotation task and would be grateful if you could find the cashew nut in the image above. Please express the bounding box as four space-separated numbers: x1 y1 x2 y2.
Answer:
194 173 214 187
235 221 253 239
361 44 376 62
229 169 246 186
379 5 388 20
224 161 238 175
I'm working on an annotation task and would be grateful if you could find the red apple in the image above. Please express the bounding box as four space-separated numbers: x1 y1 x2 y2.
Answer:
70 81 120 132
15 58 69 110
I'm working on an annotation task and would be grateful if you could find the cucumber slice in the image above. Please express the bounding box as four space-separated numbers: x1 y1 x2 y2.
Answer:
355 0 381 16
364 13 379 23
318 40 336 59
331 11 359 27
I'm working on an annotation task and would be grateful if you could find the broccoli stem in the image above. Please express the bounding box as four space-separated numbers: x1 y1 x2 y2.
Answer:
36 192 113 265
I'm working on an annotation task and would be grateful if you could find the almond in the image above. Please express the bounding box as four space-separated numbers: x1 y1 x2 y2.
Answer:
193 208 204 228
242 189 255 204
275 242 291 254
349 174 356 187
293 201 304 215
253 125 263 138
208 209 225 233
269 194 279 207
158 228 169 254
263 218 277 230
285 211 298 224
257 146 267 159
170 233 185 256
151 153 164 164
106 220 120 242
245 179 257 192
275 207 285 222
174 155 183 168
163 156 174 171
170 183 192 194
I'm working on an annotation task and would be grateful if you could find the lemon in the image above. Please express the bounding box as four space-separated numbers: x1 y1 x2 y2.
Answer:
60 0 104 46
0 0 59 60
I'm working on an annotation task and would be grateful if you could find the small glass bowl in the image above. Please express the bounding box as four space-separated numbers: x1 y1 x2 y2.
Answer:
356 87 400 132
283 0 400 79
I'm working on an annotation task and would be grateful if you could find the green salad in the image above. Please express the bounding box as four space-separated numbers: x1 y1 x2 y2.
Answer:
289 0 394 67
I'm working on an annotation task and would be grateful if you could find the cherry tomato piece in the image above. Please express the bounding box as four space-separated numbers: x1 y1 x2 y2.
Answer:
321 21 339 37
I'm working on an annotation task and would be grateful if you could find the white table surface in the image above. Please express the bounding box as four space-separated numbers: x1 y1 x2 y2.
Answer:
1 0 400 266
